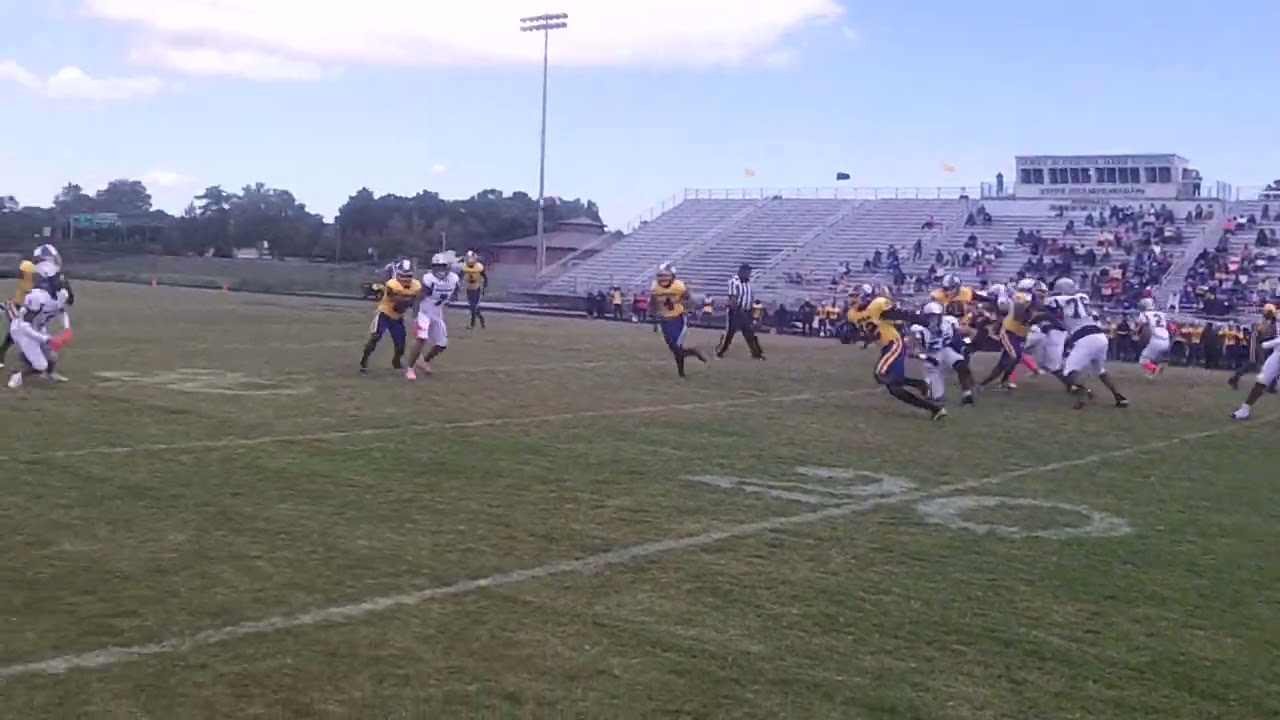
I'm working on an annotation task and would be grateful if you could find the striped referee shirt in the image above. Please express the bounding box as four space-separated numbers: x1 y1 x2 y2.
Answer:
728 276 753 310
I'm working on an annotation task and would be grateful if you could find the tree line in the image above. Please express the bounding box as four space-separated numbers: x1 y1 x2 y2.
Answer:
0 180 603 261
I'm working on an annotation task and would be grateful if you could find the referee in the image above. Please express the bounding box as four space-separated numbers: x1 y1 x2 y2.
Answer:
716 263 765 360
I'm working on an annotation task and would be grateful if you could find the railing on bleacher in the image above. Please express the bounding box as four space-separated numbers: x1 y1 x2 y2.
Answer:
684 186 976 202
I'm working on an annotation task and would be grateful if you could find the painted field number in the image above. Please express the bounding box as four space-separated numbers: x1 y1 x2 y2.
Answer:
685 466 1131 541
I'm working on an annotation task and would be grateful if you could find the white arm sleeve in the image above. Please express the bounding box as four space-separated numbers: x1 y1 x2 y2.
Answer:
1263 336 1280 350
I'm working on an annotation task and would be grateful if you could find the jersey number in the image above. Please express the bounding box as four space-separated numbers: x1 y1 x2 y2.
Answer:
429 291 449 306
858 320 880 340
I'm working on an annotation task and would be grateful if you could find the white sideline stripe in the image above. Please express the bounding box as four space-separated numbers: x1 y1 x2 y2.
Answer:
0 415 1268 681
0 390 864 464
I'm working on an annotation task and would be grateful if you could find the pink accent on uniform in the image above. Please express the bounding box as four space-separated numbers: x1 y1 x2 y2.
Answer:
1020 355 1038 372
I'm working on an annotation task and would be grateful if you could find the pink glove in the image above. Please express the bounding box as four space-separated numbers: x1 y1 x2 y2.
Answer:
48 329 72 352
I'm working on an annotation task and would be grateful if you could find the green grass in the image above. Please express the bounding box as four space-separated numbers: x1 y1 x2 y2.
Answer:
0 281 1276 719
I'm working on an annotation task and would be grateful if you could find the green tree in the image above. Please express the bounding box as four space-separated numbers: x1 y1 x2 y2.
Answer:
94 179 153 215
52 183 95 215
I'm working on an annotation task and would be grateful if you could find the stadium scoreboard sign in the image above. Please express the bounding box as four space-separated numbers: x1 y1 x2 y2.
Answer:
1014 153 1199 200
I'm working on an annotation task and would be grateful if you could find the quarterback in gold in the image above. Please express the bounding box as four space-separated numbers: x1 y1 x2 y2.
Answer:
460 250 488 330
847 284 945 420
649 264 706 377
359 258 421 374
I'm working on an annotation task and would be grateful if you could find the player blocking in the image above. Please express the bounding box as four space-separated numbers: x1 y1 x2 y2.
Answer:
360 258 419 374
4 245 73 389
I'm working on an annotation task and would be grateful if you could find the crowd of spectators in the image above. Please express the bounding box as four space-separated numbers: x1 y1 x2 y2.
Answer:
1179 204 1280 315
770 200 1280 322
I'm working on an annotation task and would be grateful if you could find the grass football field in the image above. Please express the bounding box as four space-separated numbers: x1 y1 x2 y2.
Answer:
1 281 1276 719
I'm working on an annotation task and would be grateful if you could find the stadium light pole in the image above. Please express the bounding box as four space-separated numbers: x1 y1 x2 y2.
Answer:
520 12 568 274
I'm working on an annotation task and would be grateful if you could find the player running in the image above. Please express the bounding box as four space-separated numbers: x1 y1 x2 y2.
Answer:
1230 305 1280 420
359 258 420 374
1047 278 1128 409
649 264 706 377
7 261 72 389
405 253 460 380
1133 298 1171 379
910 300 977 405
459 250 488 330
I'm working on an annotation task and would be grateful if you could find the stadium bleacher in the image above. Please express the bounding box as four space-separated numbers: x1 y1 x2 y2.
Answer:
932 207 1207 290
527 155 1263 318
532 196 968 299
537 198 762 295
1178 201 1280 314
672 198 861 291
757 199 964 294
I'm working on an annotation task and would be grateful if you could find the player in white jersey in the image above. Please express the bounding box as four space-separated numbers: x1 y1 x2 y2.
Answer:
7 262 72 389
1230 308 1280 420
404 253 460 380
910 301 977 405
989 283 1010 313
1047 277 1128 408
1132 298 1171 379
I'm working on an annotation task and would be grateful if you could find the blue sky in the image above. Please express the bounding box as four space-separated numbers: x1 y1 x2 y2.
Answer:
2 1 1278 226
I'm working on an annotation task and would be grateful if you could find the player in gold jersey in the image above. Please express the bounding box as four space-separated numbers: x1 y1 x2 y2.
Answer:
649 264 706 377
460 250 488 329
847 284 945 420
359 258 421 374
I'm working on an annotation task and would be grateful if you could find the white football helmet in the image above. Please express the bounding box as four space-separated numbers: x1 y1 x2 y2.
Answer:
33 243 61 269
1015 278 1037 292
941 273 961 292
392 258 413 281
1052 277 1077 294
922 301 944 315
1138 297 1155 311
430 252 450 278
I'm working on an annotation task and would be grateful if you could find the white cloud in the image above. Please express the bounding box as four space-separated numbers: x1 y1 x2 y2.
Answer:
0 60 166 100
430 164 448 176
129 44 327 80
141 170 191 188
79 0 844 78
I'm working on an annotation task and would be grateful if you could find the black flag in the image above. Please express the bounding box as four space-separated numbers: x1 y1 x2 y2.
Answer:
835 172 851 181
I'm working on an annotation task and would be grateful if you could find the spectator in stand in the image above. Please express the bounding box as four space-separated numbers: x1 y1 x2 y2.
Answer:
913 237 923 261
922 215 936 231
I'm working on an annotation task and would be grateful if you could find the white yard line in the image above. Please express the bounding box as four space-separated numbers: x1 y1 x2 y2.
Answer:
0 389 865 464
0 414 1268 681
